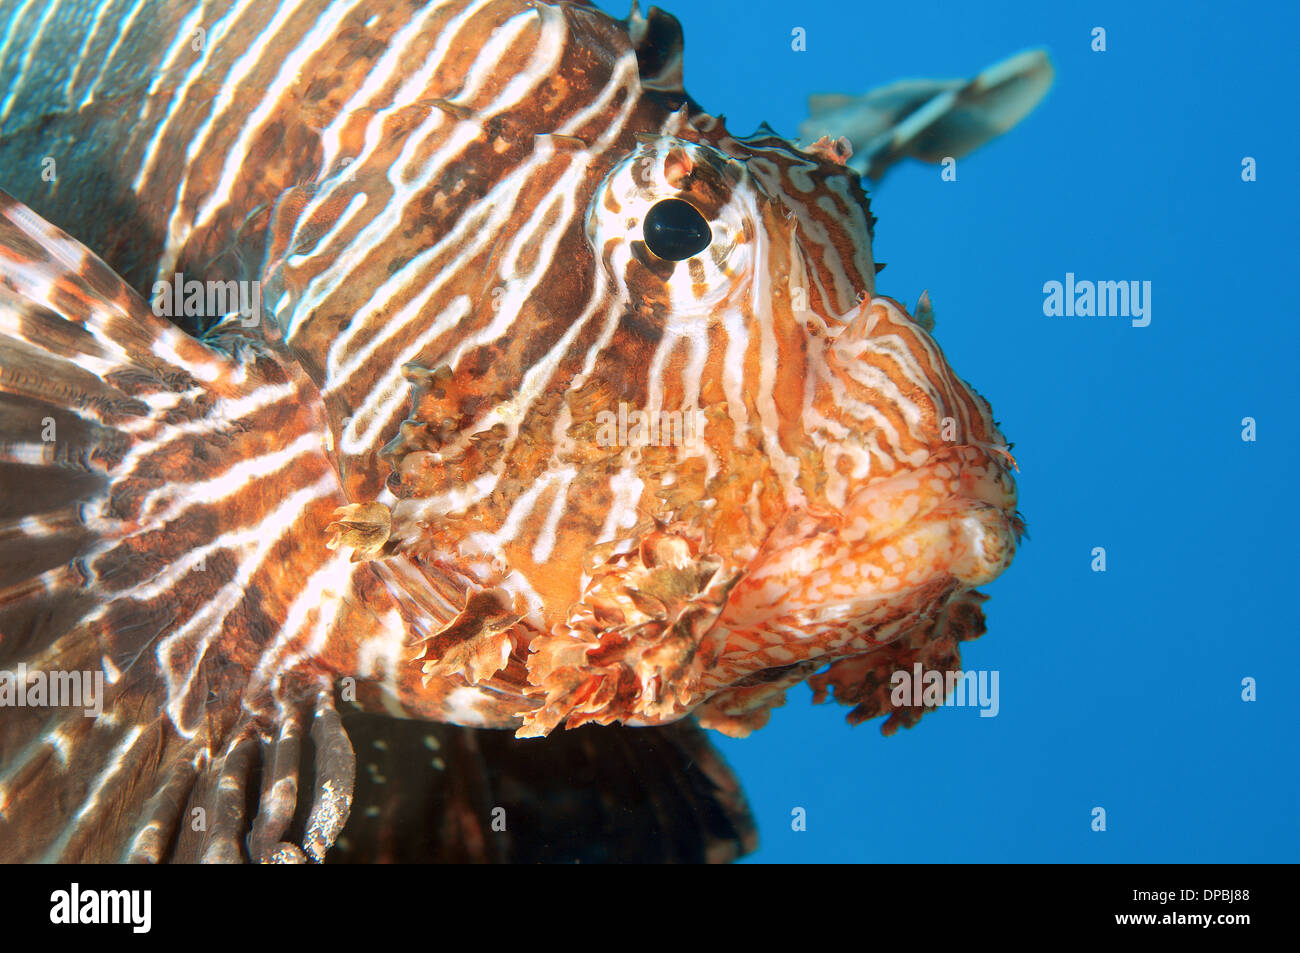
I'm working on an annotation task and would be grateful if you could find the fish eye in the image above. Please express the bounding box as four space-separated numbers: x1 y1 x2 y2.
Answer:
642 199 712 261
587 137 753 310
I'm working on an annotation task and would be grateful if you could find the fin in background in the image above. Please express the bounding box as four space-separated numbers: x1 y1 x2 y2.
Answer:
801 49 1055 181
334 716 757 863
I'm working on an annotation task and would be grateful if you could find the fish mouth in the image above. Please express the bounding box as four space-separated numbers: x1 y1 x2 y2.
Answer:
839 442 1020 588
676 443 1019 735
716 443 1020 640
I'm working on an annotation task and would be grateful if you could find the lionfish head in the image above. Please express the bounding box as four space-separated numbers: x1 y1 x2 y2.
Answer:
259 1 1022 738
533 127 1023 735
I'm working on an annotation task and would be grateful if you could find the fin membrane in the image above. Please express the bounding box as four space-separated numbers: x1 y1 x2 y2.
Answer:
331 714 757 863
0 189 350 862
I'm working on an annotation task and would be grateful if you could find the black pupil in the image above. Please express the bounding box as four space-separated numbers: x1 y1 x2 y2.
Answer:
642 199 712 261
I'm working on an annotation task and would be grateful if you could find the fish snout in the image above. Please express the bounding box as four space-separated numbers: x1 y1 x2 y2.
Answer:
840 445 1019 591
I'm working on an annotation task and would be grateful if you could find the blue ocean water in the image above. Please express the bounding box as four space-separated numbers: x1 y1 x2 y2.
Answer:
596 0 1300 862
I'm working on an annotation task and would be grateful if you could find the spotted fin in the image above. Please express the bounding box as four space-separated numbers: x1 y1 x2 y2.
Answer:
0 190 353 862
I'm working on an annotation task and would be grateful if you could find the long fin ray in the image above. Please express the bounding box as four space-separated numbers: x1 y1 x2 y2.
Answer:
0 190 355 862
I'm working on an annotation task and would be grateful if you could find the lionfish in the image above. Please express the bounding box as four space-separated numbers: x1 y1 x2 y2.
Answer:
0 0 1031 863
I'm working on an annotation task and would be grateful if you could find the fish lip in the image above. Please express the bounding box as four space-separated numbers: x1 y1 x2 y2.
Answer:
719 444 1019 630
840 443 1020 580
841 443 1019 523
